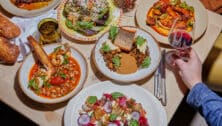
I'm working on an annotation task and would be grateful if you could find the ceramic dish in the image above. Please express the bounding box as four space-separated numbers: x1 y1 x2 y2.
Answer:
136 0 208 44
93 26 161 83
19 44 88 103
0 0 60 17
64 81 167 126
57 0 121 42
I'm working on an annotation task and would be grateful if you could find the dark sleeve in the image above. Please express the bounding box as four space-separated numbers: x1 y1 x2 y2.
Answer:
186 83 222 126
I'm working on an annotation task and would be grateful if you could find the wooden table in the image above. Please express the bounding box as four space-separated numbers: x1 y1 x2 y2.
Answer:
1 1 222 125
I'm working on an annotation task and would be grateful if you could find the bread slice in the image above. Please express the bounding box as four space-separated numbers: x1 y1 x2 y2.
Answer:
114 28 136 51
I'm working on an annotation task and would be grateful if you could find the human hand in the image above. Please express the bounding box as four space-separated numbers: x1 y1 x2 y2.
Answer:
175 48 202 89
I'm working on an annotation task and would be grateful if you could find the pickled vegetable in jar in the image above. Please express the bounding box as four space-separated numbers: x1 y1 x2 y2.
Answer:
38 18 61 44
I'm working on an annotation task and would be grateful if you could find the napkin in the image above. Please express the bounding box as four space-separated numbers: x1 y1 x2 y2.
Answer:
11 9 57 62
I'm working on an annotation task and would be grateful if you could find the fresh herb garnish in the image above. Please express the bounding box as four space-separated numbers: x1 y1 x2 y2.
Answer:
129 120 139 126
112 55 121 67
98 8 109 19
59 73 67 79
101 44 111 52
109 26 118 40
54 46 62 52
87 96 97 104
141 57 151 68
111 92 124 100
65 19 74 29
110 113 118 121
43 81 51 88
76 21 94 30
179 2 194 12
63 54 69 65
170 0 180 5
136 36 146 46
28 78 39 91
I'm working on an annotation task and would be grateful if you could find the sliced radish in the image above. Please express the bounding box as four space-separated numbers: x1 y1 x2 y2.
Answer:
103 101 112 113
131 111 140 121
78 114 90 126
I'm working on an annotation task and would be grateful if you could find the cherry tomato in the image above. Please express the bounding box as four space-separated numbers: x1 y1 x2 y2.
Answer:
50 76 66 85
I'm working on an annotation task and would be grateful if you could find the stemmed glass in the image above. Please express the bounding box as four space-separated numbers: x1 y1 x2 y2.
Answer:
165 19 194 70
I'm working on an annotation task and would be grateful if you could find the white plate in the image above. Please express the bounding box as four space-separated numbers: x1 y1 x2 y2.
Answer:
64 81 167 126
136 0 208 44
19 44 88 104
0 0 60 17
93 26 161 83
57 0 121 42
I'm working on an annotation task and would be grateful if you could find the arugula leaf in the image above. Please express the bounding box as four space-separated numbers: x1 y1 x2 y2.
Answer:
63 54 69 65
76 21 94 30
54 46 62 52
43 81 51 88
28 78 39 91
111 92 124 100
112 55 121 67
141 57 151 68
101 44 111 52
136 36 146 46
109 26 118 40
129 120 139 126
110 114 118 121
87 96 97 104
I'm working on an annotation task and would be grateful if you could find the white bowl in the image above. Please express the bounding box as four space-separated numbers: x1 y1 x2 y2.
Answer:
0 0 60 17
93 26 161 83
19 44 88 104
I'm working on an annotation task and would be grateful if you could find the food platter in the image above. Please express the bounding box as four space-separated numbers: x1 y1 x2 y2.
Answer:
57 0 121 42
18 43 88 104
136 0 208 44
93 26 161 82
0 0 60 17
64 81 167 126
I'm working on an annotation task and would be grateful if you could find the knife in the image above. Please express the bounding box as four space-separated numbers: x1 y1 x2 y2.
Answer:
160 50 167 106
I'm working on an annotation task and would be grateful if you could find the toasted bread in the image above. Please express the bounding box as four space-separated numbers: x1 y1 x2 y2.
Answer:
114 28 136 52
0 13 21 39
0 37 20 64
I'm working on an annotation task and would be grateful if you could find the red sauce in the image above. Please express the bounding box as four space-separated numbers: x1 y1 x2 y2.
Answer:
29 56 81 99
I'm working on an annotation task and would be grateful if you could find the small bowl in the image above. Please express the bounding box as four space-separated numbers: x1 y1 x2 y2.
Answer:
19 44 88 104
93 26 161 83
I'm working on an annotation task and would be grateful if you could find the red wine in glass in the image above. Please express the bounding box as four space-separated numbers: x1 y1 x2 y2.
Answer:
169 30 193 49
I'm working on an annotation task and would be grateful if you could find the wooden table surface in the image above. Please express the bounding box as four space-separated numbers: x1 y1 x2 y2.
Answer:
1 1 222 125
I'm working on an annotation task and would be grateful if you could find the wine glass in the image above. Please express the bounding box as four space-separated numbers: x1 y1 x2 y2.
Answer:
165 19 194 70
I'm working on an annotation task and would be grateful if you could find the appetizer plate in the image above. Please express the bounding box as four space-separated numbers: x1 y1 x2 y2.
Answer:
57 0 121 42
0 0 60 17
136 0 208 44
19 44 88 104
93 26 161 83
64 81 167 126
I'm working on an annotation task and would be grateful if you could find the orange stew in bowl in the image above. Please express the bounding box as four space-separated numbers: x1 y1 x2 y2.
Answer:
28 46 81 99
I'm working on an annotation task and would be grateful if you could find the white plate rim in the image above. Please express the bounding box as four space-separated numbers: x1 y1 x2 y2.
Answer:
135 0 208 44
64 81 168 126
93 26 161 83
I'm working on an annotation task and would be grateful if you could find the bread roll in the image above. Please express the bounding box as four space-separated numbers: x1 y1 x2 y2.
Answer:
0 13 21 39
0 37 20 64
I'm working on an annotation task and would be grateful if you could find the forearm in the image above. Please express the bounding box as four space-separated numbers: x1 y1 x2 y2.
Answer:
186 83 222 126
